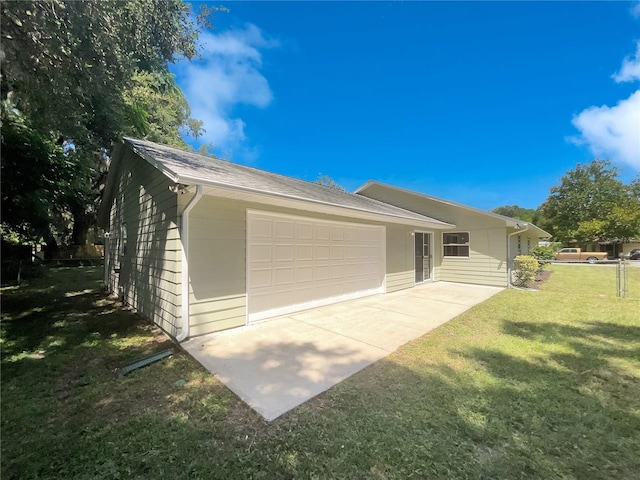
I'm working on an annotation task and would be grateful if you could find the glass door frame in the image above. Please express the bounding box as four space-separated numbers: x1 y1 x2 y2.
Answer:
414 230 434 283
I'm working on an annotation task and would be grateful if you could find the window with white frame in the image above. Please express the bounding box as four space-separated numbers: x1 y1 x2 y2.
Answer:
443 232 470 257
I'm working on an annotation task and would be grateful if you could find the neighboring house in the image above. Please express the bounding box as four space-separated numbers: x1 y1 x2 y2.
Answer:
593 240 640 259
355 181 550 287
98 138 549 341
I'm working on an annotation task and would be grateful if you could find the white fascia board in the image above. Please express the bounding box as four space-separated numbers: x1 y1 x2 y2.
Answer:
179 177 455 230
356 180 550 236
123 137 181 183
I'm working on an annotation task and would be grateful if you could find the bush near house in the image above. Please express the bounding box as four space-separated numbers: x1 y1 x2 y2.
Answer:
513 255 539 287
530 245 557 261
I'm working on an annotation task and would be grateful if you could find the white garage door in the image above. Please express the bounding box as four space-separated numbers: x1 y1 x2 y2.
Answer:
247 210 386 323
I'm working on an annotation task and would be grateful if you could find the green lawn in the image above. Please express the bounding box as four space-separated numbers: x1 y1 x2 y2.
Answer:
2 265 639 479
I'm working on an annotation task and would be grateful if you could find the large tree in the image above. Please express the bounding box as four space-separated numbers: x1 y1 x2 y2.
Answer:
539 159 640 244
489 205 536 222
1 0 209 245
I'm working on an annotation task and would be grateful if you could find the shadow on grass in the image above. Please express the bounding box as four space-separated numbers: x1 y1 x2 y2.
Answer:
1 267 144 358
275 316 640 479
2 267 639 479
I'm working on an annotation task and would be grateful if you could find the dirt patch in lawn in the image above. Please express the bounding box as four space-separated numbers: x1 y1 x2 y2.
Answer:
526 268 553 290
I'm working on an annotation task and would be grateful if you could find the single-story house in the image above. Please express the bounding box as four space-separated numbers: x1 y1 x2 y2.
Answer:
98 138 549 340
593 240 640 259
356 181 550 287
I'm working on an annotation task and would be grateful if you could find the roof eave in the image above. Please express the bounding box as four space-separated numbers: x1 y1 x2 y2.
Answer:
357 180 549 236
123 137 181 183
176 175 456 229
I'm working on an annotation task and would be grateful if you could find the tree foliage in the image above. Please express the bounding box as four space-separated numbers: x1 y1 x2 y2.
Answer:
1 0 210 245
490 205 536 222
1 0 201 147
122 70 204 148
539 160 640 244
1 110 70 242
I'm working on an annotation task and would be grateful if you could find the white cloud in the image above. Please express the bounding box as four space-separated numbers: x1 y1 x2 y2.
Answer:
612 41 640 83
571 90 640 170
172 24 278 157
632 1 640 18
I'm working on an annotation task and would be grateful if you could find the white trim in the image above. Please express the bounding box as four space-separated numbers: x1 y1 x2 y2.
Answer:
442 231 471 259
246 209 386 323
192 184 452 230
123 137 181 183
248 286 385 323
356 180 551 238
103 233 110 287
176 185 203 342
413 230 434 284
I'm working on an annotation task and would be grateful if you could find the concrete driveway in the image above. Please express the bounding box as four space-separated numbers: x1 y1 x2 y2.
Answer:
181 281 502 421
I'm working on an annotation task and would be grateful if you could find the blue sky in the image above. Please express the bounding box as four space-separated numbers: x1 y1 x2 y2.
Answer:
171 1 640 211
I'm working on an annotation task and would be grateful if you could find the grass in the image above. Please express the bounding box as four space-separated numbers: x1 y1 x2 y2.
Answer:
1 265 639 479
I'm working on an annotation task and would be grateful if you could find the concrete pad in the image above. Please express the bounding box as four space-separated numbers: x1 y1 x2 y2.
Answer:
182 316 386 420
181 282 502 421
289 305 430 352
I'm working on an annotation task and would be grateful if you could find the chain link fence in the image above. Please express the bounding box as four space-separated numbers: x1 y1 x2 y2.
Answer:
616 258 640 300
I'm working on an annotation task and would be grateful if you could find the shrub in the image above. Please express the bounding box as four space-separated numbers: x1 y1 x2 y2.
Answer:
513 255 539 287
530 245 556 261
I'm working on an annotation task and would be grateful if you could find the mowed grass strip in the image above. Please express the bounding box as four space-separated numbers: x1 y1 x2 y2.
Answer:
1 265 638 479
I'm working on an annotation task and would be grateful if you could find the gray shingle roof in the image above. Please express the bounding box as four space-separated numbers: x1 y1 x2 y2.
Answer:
123 137 453 227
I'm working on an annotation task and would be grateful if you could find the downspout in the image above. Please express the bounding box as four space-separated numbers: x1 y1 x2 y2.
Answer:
103 232 111 288
507 223 529 288
176 185 203 342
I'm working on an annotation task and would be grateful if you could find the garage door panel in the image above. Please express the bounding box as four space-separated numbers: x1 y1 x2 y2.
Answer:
357 229 371 242
296 245 313 261
345 228 358 241
275 220 294 239
249 268 272 288
314 224 331 241
296 266 313 283
247 211 385 322
250 244 272 262
275 244 294 262
296 222 314 240
331 265 344 279
314 265 331 281
346 246 359 259
331 226 344 241
275 267 294 286
250 218 272 237
315 245 330 260
344 263 359 278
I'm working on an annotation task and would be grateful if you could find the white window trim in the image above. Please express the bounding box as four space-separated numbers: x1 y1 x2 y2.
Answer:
442 231 470 259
